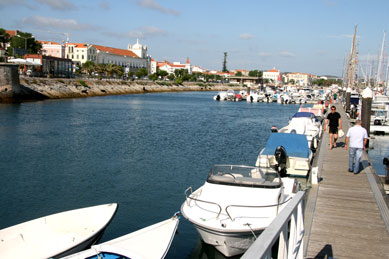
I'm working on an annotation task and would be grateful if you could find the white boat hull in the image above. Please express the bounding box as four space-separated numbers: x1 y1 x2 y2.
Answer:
0 203 118 259
193 222 262 257
62 213 179 259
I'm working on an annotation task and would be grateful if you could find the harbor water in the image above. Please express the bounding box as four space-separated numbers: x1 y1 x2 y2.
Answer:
0 91 385 258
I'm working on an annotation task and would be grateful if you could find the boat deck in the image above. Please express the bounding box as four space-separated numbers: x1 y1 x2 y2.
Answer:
304 103 389 258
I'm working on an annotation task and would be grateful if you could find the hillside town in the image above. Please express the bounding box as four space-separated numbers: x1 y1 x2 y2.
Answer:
0 29 337 87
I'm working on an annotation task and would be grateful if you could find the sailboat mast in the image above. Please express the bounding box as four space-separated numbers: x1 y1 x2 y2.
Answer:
376 30 386 87
348 25 358 89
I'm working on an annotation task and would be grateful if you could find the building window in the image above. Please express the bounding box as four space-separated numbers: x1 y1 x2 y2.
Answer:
82 55 84 59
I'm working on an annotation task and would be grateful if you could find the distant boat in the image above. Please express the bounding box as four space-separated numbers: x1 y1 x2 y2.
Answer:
61 212 180 259
0 203 118 259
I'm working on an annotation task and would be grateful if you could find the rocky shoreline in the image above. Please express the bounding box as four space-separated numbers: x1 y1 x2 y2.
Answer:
17 77 243 100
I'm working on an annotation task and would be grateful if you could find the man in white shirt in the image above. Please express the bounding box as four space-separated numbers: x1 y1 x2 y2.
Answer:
345 119 368 174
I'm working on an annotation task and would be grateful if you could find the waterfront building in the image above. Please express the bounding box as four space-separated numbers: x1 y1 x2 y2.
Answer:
285 72 311 86
24 54 73 78
65 43 97 67
263 67 281 85
150 58 157 74
156 58 192 74
94 45 149 73
39 41 65 58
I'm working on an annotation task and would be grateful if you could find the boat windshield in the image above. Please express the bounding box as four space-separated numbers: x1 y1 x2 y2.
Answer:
206 165 281 188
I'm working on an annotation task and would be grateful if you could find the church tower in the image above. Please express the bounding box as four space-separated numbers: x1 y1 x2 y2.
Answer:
128 39 148 58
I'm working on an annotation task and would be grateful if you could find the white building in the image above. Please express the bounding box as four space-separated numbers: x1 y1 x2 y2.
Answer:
285 72 311 86
263 67 281 84
39 41 65 58
156 58 192 74
128 39 148 58
65 43 97 66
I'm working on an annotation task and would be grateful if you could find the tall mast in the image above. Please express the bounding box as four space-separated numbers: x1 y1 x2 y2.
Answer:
376 30 386 86
348 25 358 89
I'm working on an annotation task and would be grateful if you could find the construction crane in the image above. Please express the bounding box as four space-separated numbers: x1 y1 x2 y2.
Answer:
47 31 70 43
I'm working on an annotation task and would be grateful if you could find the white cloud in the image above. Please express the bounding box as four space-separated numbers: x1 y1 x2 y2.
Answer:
105 26 167 39
36 0 76 11
258 52 272 57
279 51 296 58
20 16 97 31
239 33 253 40
137 0 180 16
0 0 35 9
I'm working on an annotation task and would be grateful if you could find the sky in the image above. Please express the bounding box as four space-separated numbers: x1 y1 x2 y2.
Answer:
1 0 389 77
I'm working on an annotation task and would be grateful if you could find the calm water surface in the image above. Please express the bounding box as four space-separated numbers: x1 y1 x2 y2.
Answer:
0 92 318 258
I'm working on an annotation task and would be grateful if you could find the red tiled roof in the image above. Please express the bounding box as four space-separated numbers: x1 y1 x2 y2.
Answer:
93 45 138 58
66 43 88 48
39 41 61 45
5 30 17 37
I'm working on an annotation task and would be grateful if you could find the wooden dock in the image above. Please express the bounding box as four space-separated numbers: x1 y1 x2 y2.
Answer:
304 104 389 258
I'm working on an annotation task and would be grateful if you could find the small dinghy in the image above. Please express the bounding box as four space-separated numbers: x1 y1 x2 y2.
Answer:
0 203 118 259
61 212 180 259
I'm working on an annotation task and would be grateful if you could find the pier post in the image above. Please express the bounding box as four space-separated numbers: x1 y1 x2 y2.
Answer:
345 87 352 114
0 63 20 102
361 87 373 138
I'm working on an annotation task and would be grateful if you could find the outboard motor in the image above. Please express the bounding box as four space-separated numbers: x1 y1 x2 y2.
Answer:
250 95 254 103
274 145 288 177
216 95 220 101
271 126 278 132
383 158 389 184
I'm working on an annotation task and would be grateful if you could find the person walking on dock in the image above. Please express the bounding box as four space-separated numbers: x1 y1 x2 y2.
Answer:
345 119 368 174
323 105 342 149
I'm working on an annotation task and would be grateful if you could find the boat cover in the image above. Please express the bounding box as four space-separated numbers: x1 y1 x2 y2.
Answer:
292 112 319 122
262 133 310 158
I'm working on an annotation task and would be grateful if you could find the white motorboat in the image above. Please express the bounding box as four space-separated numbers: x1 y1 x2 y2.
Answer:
213 91 228 101
0 203 118 259
277 93 292 104
181 165 299 257
255 133 313 177
62 212 180 259
247 90 265 102
213 89 236 101
277 112 322 151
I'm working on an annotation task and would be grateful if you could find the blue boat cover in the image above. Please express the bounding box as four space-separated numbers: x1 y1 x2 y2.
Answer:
292 112 315 118
262 133 310 158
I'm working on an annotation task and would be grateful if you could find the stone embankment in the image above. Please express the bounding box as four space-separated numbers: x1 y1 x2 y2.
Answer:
18 77 242 100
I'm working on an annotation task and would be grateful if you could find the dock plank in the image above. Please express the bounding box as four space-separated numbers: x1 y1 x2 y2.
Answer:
305 104 389 258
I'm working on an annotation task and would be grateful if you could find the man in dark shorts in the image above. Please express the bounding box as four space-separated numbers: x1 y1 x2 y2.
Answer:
323 105 342 149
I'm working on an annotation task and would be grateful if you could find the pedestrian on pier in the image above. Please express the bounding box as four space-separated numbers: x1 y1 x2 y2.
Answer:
345 119 368 174
323 105 342 149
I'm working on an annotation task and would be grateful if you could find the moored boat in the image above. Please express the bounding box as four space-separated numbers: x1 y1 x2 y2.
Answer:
181 165 299 257
0 203 118 259
255 133 313 177
61 212 180 259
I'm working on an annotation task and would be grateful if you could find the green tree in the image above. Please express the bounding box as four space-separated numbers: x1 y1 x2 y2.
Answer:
248 70 262 77
0 28 10 61
148 73 158 81
9 31 41 57
82 61 96 76
135 68 148 78
157 70 168 78
235 71 243 76
167 73 175 81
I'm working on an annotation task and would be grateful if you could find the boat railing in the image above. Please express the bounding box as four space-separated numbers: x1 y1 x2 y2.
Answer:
225 197 292 221
184 187 222 219
241 191 305 259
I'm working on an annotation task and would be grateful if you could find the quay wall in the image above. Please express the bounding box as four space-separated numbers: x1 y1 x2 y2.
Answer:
16 77 244 100
0 63 20 102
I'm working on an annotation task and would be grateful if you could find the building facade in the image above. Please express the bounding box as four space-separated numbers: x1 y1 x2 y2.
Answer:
24 54 73 78
263 67 281 84
39 41 65 58
156 58 192 74
285 72 311 86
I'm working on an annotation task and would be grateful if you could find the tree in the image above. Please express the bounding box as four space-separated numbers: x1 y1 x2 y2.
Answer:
235 71 243 76
157 70 168 78
82 61 96 76
167 73 175 81
148 73 158 81
8 31 41 57
248 70 262 77
0 28 10 61
222 52 228 72
135 68 148 78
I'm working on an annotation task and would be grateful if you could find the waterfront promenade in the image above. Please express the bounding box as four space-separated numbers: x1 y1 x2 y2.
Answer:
304 103 389 258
